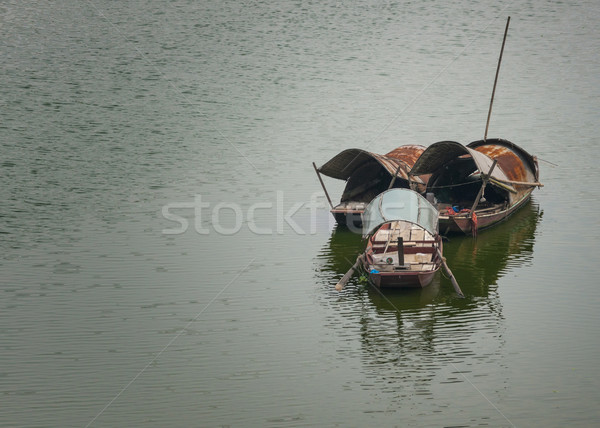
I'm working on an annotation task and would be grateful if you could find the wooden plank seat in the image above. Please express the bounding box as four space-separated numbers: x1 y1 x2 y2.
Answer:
372 224 434 244
371 252 436 271
372 252 433 264
371 240 436 249
371 244 436 255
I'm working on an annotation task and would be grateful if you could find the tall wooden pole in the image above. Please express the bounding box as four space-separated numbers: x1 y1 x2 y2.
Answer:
484 16 510 141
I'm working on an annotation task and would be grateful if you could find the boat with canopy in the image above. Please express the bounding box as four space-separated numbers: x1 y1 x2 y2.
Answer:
408 139 542 235
361 188 442 288
313 145 428 227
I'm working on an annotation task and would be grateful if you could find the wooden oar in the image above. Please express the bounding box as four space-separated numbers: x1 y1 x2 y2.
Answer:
436 248 464 298
335 254 365 291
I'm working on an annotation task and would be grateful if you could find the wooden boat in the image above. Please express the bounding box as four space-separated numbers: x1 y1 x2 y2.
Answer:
408 139 542 235
361 189 442 288
313 145 428 227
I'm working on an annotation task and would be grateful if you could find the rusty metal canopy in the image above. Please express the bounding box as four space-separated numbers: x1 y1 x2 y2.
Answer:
409 140 513 187
384 144 426 165
467 138 539 182
318 145 425 181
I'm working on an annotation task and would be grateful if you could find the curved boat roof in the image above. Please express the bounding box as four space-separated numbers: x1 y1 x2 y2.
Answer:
410 139 541 206
467 138 539 182
318 145 426 181
362 188 439 237
409 140 515 191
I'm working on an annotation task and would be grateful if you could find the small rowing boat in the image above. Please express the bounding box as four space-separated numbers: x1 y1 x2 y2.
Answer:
361 188 442 288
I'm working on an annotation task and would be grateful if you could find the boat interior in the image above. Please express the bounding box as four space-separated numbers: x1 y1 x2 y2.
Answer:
426 158 508 214
337 161 408 210
369 222 438 272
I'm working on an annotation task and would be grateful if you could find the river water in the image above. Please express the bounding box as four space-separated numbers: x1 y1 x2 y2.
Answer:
1 1 599 427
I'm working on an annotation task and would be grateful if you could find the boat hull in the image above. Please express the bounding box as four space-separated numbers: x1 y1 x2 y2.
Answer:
332 209 363 229
367 269 438 289
439 192 533 235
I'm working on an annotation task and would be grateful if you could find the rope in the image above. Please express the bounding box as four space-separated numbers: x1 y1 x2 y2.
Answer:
426 181 479 190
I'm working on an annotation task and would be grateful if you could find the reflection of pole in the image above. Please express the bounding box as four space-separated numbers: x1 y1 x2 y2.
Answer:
484 16 510 141
437 248 464 298
312 162 333 209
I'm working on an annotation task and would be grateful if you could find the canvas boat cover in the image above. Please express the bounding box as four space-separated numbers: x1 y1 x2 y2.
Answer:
362 189 439 238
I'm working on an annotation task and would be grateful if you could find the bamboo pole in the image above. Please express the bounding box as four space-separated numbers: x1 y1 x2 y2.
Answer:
383 222 399 254
491 178 544 187
312 162 334 209
484 16 510 141
387 163 404 190
488 177 518 193
470 160 498 214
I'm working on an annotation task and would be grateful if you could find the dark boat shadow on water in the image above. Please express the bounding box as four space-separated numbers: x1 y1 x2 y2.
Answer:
443 198 543 297
313 200 543 409
315 198 542 303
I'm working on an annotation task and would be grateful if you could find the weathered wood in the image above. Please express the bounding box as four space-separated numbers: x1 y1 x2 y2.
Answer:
467 204 501 214
492 178 544 187
436 248 464 298
312 162 334 209
488 177 518 193
484 16 510 141
383 222 399 254
335 254 365 291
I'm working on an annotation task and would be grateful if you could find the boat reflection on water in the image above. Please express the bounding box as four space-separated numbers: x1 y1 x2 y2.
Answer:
315 223 365 284
314 200 542 410
317 198 542 300
443 199 542 297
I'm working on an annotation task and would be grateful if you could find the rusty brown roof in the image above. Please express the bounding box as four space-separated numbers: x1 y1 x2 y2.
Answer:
410 139 539 205
318 145 426 181
385 144 426 165
467 138 539 182
410 141 510 182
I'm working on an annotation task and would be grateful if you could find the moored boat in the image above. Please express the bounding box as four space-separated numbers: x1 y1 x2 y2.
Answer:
313 145 428 227
361 189 442 288
408 139 542 235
